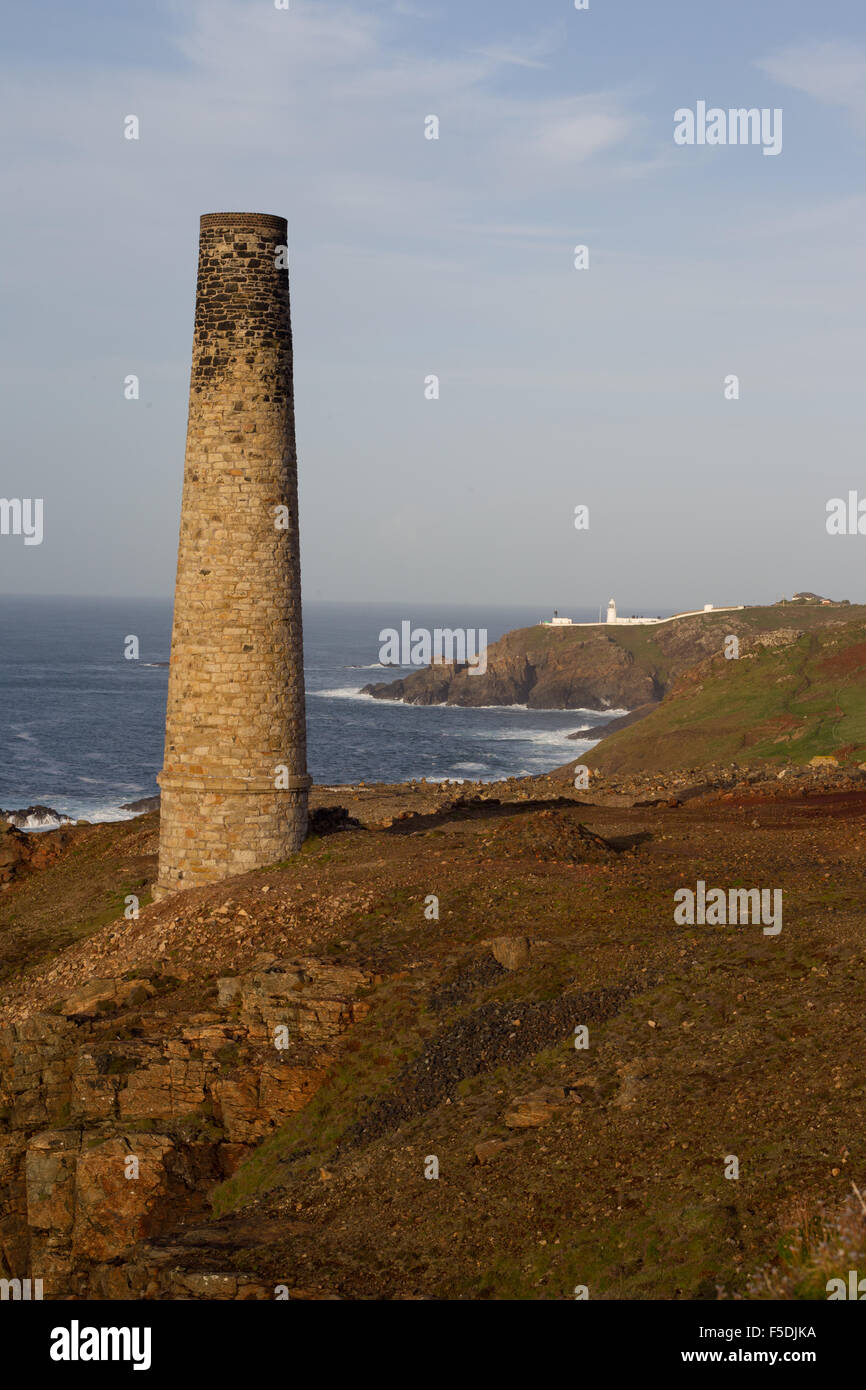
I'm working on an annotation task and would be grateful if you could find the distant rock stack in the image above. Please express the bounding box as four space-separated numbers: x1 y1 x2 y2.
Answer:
153 212 310 899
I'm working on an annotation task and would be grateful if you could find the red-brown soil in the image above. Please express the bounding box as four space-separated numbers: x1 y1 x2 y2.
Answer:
1 768 865 1299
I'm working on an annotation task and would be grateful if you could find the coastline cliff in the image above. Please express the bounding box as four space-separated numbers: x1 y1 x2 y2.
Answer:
362 604 866 711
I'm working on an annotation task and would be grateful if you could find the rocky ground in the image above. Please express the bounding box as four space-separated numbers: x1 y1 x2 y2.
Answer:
2 764 866 1299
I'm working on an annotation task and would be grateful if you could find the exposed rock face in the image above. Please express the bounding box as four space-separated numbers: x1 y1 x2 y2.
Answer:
0 823 82 888
359 615 747 710
119 796 161 815
363 628 662 709
5 773 866 1300
0 954 372 1297
749 629 803 650
362 607 866 711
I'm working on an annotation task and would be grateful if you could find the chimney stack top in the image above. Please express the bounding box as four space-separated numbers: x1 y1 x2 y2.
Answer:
200 212 287 232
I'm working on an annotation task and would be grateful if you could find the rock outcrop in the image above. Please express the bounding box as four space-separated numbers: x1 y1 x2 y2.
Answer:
1 805 73 831
363 628 662 709
4 766 866 1301
0 953 373 1297
361 608 866 711
0 822 82 888
361 605 866 711
119 796 161 815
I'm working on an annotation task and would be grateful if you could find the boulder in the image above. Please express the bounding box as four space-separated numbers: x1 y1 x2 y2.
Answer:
504 1087 566 1129
60 977 156 1019
490 936 531 971
474 1139 512 1165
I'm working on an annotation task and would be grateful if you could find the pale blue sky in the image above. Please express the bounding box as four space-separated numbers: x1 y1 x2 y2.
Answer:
1 0 864 609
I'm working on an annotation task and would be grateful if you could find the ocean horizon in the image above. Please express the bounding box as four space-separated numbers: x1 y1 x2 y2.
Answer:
0 596 637 824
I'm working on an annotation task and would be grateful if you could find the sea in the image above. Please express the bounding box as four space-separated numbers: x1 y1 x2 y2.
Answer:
0 597 621 825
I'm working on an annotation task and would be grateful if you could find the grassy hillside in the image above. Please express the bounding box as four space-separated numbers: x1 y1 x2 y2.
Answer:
364 601 866 710
596 602 866 695
586 621 866 774
0 816 157 986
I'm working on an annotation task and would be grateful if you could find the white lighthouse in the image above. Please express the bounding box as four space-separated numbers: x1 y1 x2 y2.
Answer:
540 595 745 630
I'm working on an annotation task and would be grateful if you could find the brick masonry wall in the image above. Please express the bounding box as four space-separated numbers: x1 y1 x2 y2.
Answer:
154 213 309 898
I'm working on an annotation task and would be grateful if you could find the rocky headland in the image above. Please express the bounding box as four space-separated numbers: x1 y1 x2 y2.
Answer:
361 602 866 712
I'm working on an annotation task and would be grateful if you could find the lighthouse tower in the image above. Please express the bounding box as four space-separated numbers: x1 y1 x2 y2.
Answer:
606 598 617 625
153 212 310 899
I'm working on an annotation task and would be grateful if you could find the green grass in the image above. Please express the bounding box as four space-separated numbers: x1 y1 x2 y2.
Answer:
211 977 427 1215
587 622 866 773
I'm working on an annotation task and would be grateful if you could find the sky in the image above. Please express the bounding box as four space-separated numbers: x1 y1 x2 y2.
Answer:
1 0 864 610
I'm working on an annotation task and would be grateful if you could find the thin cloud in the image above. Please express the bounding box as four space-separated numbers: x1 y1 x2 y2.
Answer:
757 40 866 128
392 0 437 17
475 46 550 71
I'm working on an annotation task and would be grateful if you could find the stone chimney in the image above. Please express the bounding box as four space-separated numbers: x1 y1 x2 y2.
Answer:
153 212 310 899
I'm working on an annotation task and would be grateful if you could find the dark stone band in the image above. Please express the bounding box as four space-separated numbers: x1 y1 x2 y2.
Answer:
200 212 287 232
158 775 312 793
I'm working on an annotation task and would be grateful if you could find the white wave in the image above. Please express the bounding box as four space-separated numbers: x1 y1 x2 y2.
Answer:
11 803 143 830
310 690 631 731
452 761 487 771
313 688 532 710
76 805 140 825
7 812 74 831
311 686 375 700
344 662 413 670
319 690 633 715
436 702 529 711
565 707 630 720
488 728 588 747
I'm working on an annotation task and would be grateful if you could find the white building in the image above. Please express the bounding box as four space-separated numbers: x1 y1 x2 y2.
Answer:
606 598 737 626
542 599 745 629
606 597 659 625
